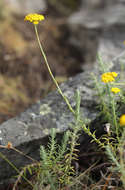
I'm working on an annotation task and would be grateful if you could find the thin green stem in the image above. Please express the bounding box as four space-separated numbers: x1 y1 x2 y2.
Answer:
106 84 119 141
34 25 75 114
113 83 125 86
111 96 119 141
82 123 104 147
92 74 111 120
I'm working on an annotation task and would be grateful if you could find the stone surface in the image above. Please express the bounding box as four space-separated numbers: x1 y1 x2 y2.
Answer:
68 0 125 28
5 0 46 15
46 0 81 16
0 53 124 186
67 0 125 69
98 24 125 63
0 70 97 185
67 25 101 70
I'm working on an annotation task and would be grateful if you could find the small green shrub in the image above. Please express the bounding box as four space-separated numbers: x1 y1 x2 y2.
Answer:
0 13 125 190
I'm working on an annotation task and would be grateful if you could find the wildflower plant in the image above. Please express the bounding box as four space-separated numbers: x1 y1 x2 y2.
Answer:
94 55 125 142
37 91 83 189
119 114 125 126
94 55 125 187
0 13 125 190
16 14 125 190
24 13 44 25
24 13 75 115
101 72 118 83
111 87 120 94
24 13 88 189
23 13 105 189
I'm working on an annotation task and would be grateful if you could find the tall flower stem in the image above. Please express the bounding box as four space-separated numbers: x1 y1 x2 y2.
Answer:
34 25 75 114
111 96 119 141
106 83 119 141
113 83 125 86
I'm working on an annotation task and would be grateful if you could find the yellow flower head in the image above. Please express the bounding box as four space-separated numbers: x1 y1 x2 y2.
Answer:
111 72 118 78
101 72 118 83
111 87 120 94
24 13 44 25
120 114 125 126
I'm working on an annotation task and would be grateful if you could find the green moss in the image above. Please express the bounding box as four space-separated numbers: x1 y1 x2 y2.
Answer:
40 104 52 116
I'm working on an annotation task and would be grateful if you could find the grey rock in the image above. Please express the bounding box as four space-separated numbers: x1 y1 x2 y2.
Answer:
67 25 101 70
67 0 125 68
46 0 81 16
5 0 47 15
68 0 125 29
0 70 96 186
98 25 125 63
0 53 124 186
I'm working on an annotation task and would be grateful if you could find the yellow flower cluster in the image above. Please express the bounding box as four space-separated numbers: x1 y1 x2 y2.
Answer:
119 114 125 126
101 72 118 83
24 13 44 25
111 87 120 94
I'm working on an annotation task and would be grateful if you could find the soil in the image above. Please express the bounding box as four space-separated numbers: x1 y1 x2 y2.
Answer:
0 14 83 124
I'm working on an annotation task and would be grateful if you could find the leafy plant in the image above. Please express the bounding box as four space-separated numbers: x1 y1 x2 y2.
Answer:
0 13 125 190
34 90 84 189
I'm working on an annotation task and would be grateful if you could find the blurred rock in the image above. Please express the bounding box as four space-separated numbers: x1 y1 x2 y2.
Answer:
68 0 125 28
47 0 81 16
67 0 125 69
98 24 125 63
5 0 47 15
